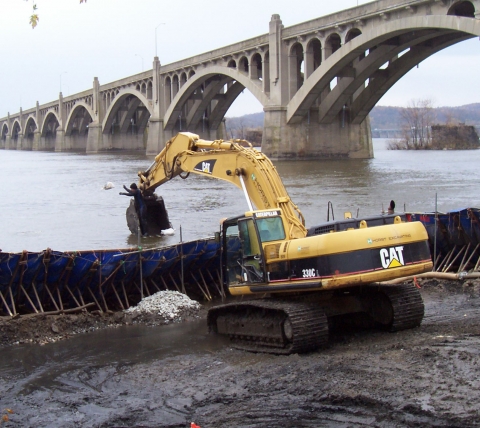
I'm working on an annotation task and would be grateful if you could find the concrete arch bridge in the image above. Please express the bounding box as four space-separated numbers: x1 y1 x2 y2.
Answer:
1 0 479 159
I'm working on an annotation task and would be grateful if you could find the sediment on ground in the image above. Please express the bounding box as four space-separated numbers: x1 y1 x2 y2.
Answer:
0 290 203 347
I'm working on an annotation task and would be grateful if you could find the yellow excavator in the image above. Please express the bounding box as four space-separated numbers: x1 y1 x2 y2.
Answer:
132 132 433 354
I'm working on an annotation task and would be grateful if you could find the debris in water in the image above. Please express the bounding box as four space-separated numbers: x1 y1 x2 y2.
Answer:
161 228 175 236
103 182 115 190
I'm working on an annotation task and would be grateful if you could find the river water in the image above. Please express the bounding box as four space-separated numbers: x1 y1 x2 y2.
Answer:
1 139 480 427
1 139 479 253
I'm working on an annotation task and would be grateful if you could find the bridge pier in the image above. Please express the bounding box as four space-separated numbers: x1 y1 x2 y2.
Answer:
86 123 103 153
262 108 373 160
86 124 148 153
22 135 35 151
32 131 40 150
63 134 85 151
14 133 24 150
146 118 165 155
54 129 66 152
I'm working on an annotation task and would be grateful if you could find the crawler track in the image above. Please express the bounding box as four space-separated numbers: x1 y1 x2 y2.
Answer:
364 283 425 331
207 300 329 355
383 283 425 331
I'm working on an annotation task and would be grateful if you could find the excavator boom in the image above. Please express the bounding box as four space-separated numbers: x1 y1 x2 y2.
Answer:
138 132 306 239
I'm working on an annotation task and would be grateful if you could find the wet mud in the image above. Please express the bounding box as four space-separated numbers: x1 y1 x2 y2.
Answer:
1 279 480 427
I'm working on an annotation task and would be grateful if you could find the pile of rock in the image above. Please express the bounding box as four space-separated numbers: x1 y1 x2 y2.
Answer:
124 290 201 326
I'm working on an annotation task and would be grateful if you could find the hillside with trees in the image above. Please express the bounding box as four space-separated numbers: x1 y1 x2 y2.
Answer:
225 113 264 145
370 103 480 130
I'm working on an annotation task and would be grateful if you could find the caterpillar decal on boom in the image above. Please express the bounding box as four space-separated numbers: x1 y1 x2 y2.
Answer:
131 132 432 354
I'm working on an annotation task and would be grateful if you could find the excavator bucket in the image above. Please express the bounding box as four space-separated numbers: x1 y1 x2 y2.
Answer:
126 195 171 236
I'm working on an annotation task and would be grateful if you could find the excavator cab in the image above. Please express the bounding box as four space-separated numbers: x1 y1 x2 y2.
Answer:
223 210 288 288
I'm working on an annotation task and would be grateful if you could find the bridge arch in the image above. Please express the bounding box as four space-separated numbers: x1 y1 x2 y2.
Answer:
23 116 38 150
40 111 60 138
172 75 180 99
11 119 21 134
164 76 172 106
39 111 61 150
324 33 342 60
10 120 21 148
163 66 269 133
238 56 249 75
102 89 152 135
1 123 8 149
287 15 480 125
305 38 322 79
65 102 94 137
346 28 362 43
289 42 305 99
250 53 263 80
180 72 187 88
448 1 476 17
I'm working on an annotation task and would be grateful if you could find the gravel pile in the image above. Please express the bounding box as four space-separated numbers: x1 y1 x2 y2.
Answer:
124 290 201 325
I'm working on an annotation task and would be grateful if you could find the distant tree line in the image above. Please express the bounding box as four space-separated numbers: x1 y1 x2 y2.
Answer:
371 103 480 130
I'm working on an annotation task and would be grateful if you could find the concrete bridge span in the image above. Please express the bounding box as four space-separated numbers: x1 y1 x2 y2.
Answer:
1 0 479 159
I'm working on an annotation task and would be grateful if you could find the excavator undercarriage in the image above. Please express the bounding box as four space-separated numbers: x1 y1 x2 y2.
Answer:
207 283 424 354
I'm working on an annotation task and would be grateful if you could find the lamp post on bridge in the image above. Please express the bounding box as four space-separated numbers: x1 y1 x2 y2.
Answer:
135 54 144 71
155 23 166 58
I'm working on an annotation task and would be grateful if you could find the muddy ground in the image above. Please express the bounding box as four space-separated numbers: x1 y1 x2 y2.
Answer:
0 301 203 348
1 279 480 427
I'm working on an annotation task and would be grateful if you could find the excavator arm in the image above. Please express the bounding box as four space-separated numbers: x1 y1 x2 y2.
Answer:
137 132 307 239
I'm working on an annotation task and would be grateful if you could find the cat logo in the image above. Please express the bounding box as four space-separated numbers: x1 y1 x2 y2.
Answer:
193 160 216 175
380 246 405 269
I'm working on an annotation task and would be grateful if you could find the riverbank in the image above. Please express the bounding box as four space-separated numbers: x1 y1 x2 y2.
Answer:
1 278 479 427
0 290 203 348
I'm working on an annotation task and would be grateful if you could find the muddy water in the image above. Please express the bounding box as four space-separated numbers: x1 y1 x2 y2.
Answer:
0 320 229 427
1 139 479 252
1 140 480 427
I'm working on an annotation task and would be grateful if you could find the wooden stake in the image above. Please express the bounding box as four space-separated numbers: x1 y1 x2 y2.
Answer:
43 283 60 312
19 284 39 314
121 281 130 309
0 290 14 317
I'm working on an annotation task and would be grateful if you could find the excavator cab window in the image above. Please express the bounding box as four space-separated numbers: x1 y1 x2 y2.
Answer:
256 216 286 242
237 218 265 283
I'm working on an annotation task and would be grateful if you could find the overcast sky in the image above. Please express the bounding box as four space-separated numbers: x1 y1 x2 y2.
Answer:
1 0 478 119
